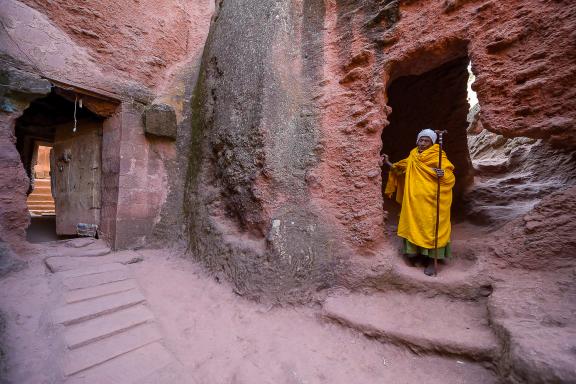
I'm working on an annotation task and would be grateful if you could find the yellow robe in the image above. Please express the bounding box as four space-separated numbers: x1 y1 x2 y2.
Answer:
384 144 455 249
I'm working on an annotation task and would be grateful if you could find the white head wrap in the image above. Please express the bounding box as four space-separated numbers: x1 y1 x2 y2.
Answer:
416 129 437 144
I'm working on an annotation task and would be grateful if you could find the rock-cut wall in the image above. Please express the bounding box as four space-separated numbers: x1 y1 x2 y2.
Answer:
0 0 213 250
186 0 342 302
186 0 576 302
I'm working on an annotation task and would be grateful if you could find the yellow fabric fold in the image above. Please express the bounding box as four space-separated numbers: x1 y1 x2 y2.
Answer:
384 144 455 249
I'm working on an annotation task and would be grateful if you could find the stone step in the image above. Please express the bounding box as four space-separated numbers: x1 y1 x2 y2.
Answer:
26 195 54 206
32 184 51 191
63 323 162 376
64 279 138 304
57 263 126 279
53 290 146 326
34 178 51 186
66 342 173 384
63 305 155 349
32 190 51 195
45 251 142 272
27 195 54 205
30 190 51 197
349 247 494 301
30 210 55 215
62 268 129 290
65 238 97 248
44 247 112 261
322 292 500 362
28 204 55 210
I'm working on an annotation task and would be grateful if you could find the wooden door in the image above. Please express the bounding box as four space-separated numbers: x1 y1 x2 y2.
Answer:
52 121 102 235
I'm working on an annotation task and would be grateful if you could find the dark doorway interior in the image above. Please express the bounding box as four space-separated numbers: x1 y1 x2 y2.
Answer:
16 91 103 242
381 57 473 223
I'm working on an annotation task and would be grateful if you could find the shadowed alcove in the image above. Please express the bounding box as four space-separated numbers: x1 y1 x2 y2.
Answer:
381 56 473 219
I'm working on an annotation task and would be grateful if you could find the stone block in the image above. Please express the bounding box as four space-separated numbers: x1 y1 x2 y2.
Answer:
63 305 155 349
0 66 51 105
53 290 145 325
323 292 500 361
143 103 177 139
44 250 142 272
64 279 137 304
62 269 129 290
66 342 172 384
63 323 161 376
57 263 126 279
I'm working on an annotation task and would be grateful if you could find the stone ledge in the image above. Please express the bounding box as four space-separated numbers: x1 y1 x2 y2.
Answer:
322 291 501 362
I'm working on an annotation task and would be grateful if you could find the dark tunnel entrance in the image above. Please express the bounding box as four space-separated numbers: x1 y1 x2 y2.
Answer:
381 56 474 225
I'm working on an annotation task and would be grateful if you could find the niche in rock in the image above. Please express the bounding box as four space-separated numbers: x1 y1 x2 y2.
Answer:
381 57 473 214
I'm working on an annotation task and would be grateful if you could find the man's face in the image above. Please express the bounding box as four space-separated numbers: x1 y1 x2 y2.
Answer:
417 136 434 152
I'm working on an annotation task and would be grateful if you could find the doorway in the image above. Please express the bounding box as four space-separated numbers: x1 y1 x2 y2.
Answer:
16 91 104 242
381 57 473 227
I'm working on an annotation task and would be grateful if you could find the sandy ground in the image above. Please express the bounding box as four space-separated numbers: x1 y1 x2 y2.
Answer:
0 253 63 384
0 244 496 384
131 249 495 384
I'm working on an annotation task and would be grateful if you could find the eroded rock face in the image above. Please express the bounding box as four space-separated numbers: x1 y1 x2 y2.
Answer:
490 186 576 271
186 1 342 302
0 64 51 251
18 0 212 88
465 128 576 226
187 0 576 300
478 187 576 383
0 0 213 250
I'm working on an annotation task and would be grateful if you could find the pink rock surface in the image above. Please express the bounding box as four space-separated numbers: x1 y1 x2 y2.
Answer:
19 0 213 89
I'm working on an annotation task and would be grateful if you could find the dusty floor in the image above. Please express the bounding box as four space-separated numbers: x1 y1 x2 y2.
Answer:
0 241 498 384
0 249 62 384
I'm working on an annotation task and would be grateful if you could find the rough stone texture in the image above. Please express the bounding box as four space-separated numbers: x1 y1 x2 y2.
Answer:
146 52 209 247
0 63 51 250
114 103 174 249
488 271 576 384
489 186 576 272
0 0 213 250
186 0 344 302
144 104 177 139
0 310 6 380
464 128 576 226
18 0 212 88
185 0 576 301
0 0 149 101
0 240 27 278
443 187 576 384
323 292 500 361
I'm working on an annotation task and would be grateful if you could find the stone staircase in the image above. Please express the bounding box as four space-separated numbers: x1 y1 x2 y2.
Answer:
46 241 185 384
322 292 500 363
322 247 503 373
28 178 55 215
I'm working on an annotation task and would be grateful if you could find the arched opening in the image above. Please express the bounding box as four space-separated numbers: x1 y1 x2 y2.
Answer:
15 91 104 242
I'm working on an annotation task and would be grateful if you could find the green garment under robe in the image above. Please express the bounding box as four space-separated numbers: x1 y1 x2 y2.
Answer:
402 238 451 260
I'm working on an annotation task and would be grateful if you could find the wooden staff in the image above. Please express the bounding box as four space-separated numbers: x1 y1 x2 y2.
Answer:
433 130 447 276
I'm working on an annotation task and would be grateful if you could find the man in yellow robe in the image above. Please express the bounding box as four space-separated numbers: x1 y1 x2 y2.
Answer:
381 129 455 276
